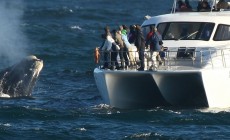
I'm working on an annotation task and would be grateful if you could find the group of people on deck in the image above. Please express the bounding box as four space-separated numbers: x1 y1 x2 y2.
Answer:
98 24 164 71
177 0 229 12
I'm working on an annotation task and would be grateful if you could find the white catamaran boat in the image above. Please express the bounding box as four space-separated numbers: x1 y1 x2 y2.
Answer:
94 0 230 109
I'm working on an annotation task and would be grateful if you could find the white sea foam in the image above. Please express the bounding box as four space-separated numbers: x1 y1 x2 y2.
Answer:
126 132 154 139
79 128 86 131
3 123 11 127
71 25 82 30
0 92 10 98
198 107 230 113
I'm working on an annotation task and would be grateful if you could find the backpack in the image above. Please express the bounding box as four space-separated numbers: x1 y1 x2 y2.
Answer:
159 40 163 45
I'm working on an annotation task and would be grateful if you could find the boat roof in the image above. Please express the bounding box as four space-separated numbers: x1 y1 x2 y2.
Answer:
142 11 230 27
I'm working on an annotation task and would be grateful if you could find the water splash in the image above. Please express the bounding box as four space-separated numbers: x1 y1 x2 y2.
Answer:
0 0 28 67
0 70 18 98
0 92 10 98
0 71 10 98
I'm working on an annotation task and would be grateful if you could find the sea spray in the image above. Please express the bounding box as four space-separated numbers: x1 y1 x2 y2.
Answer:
0 0 28 68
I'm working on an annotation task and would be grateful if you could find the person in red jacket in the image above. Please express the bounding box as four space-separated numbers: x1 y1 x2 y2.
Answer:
145 26 163 70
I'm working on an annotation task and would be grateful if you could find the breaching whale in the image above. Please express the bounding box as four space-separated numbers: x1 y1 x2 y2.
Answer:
0 55 43 98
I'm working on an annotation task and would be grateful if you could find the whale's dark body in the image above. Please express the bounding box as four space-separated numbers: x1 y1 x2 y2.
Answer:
0 56 43 97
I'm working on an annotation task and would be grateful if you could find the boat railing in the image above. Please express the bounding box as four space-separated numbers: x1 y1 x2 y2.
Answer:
96 47 230 71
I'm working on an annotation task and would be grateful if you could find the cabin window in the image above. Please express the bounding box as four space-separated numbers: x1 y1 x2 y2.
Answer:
157 23 166 35
157 22 214 41
141 24 155 38
214 24 230 41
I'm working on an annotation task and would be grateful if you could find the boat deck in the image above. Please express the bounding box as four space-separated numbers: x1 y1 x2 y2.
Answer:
96 47 230 71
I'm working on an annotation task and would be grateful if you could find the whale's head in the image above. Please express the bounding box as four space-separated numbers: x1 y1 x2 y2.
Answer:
0 55 43 98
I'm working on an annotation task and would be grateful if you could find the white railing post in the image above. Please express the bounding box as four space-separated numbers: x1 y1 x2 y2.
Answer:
200 51 203 68
209 49 214 69
171 0 177 13
221 49 226 68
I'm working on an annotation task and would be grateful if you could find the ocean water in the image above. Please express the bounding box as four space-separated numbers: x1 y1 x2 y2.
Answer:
0 0 230 139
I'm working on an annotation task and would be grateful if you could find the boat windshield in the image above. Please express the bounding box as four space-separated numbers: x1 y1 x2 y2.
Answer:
156 22 215 41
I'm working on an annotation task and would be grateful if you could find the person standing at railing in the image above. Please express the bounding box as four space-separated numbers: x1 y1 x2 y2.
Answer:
145 25 155 69
99 33 107 69
121 25 136 69
128 24 138 68
110 29 120 70
116 25 129 70
114 27 129 70
101 26 113 69
146 26 163 70
128 25 136 44
135 25 146 71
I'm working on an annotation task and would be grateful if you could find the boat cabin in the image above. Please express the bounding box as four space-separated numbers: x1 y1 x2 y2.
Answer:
142 0 230 49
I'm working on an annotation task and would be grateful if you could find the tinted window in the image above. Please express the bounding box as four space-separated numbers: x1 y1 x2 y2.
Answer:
157 22 214 41
214 24 230 41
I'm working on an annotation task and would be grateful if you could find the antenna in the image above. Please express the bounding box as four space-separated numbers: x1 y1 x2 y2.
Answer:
171 0 177 13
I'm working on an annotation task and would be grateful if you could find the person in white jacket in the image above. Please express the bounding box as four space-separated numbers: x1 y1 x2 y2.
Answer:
101 26 120 69
100 26 112 69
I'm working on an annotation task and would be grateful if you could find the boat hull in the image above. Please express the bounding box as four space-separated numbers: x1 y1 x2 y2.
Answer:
94 68 230 109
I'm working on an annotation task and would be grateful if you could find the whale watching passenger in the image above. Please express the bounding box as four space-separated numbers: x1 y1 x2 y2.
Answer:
146 26 163 70
101 26 113 69
177 0 192 11
128 24 138 68
110 29 120 70
128 25 136 44
216 0 229 10
118 25 129 70
121 25 136 69
135 25 146 71
197 0 211 11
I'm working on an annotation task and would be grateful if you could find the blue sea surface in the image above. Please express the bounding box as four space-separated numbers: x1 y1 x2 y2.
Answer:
0 0 229 139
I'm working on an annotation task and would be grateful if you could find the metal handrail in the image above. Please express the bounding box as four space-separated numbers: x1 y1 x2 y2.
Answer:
96 48 230 70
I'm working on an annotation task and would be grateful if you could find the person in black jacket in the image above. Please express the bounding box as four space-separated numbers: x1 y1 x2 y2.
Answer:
135 25 146 71
197 0 211 11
